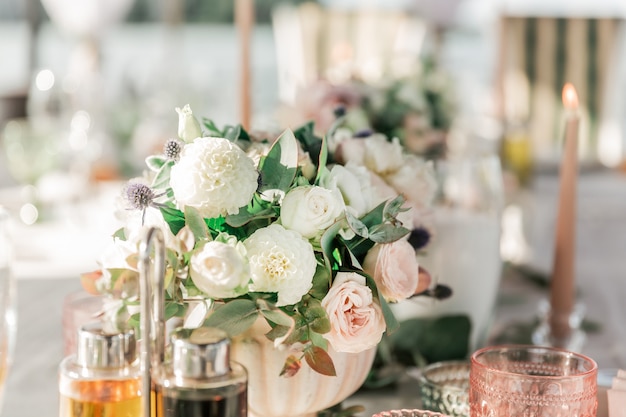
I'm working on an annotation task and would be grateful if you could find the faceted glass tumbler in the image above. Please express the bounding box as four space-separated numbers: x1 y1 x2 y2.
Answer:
372 410 451 417
415 361 469 417
470 345 598 417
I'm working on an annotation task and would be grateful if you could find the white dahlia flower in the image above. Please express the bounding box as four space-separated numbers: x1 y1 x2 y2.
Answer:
244 224 316 306
170 137 258 219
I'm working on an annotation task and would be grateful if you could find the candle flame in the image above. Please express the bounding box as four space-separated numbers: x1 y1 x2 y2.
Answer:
562 83 579 110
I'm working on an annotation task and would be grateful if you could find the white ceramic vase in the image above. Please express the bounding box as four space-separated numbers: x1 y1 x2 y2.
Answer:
231 319 376 417
392 155 504 351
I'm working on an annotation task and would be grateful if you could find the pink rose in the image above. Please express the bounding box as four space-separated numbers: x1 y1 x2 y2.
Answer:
363 240 420 302
335 137 366 166
321 272 386 353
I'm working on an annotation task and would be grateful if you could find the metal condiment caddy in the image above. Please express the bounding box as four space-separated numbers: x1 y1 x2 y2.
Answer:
138 227 248 417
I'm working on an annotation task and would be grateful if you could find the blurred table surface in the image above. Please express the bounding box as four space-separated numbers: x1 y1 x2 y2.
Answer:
2 168 626 416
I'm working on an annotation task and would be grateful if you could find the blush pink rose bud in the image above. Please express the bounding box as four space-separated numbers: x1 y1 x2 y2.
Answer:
416 266 432 295
363 240 420 302
321 272 386 353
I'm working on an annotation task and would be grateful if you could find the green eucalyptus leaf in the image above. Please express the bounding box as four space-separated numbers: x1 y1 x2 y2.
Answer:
345 211 368 238
309 264 332 300
383 194 407 218
379 294 399 333
320 221 342 272
302 298 330 334
225 205 276 228
165 302 185 320
237 125 250 141
359 201 385 228
184 205 209 242
223 125 241 142
265 324 291 342
293 121 322 163
282 315 309 345
202 118 223 136
128 313 140 335
293 121 319 148
364 274 399 333
112 227 126 240
258 129 299 193
261 309 294 328
151 160 174 189
308 330 328 350
369 224 410 243
203 299 259 337
314 135 328 184
145 155 166 172
160 206 186 236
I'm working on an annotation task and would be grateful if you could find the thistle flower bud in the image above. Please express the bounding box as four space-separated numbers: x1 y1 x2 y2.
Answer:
408 226 431 250
353 129 374 138
123 182 157 211
333 105 346 118
164 138 184 161
175 104 202 142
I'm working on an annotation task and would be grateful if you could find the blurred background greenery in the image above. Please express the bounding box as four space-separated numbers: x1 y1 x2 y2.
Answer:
0 0 315 23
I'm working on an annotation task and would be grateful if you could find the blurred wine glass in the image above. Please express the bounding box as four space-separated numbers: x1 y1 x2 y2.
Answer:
39 0 135 181
0 207 17 412
393 154 505 351
2 118 59 187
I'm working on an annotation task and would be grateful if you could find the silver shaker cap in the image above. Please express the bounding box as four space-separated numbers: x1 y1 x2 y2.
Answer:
171 327 231 379
76 322 137 368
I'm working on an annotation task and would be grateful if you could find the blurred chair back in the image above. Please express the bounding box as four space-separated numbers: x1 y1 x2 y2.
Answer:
496 15 626 167
272 3 426 104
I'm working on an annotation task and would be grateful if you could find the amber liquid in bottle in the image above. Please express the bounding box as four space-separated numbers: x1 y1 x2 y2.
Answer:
153 377 247 417
58 323 142 417
59 377 142 417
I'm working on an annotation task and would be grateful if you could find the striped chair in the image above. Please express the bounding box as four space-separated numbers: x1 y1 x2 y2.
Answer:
497 15 625 167
272 3 426 104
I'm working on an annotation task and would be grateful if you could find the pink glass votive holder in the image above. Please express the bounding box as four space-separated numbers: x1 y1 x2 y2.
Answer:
372 410 450 417
372 409 449 417
470 345 598 417
61 290 104 356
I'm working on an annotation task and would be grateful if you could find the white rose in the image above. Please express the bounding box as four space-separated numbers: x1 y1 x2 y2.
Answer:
363 135 404 175
97 236 138 295
244 224 316 306
280 185 345 239
119 207 179 251
321 271 386 353
327 127 353 154
170 137 258 219
244 141 271 168
190 240 250 299
175 104 203 142
321 163 372 218
99 237 137 274
335 137 366 166
386 156 437 209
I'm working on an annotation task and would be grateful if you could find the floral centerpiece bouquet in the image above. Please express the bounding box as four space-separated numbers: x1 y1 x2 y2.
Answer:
277 57 456 160
83 104 442 377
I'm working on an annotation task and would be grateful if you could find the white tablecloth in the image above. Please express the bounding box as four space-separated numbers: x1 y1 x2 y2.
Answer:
2 170 626 416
